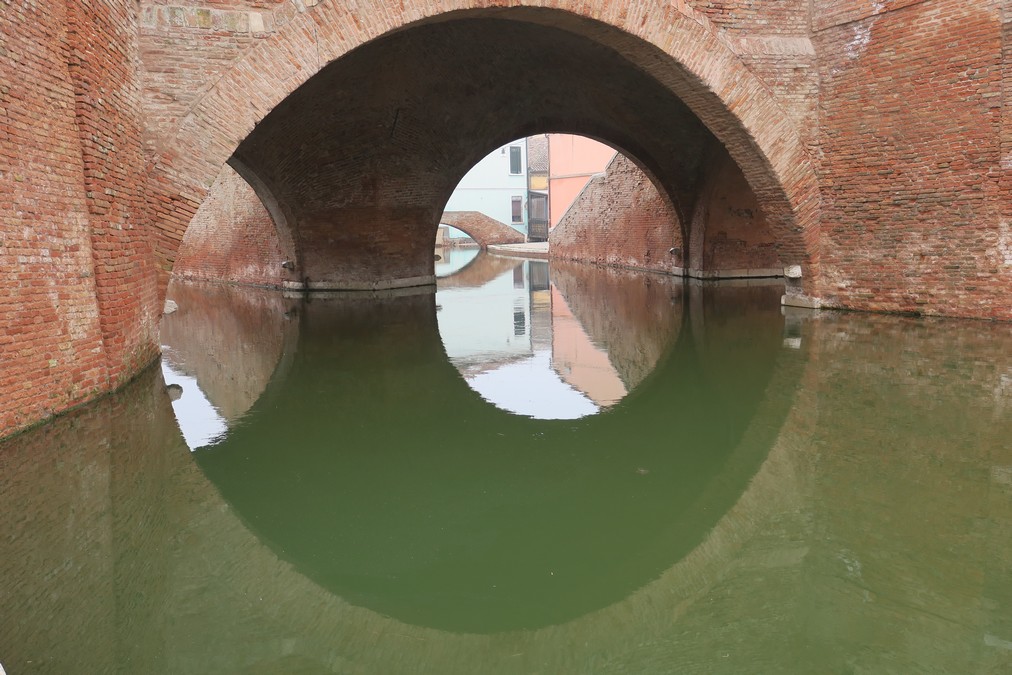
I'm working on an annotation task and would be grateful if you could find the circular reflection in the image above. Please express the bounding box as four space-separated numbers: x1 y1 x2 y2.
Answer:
190 273 793 634
437 255 656 419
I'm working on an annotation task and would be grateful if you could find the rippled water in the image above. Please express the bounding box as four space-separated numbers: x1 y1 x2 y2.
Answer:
1 254 1009 673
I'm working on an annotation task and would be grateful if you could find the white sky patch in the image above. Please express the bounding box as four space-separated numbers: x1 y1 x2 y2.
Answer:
466 350 598 420
161 359 229 451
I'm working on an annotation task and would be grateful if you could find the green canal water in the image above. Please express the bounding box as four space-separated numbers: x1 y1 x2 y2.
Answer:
1 255 1009 673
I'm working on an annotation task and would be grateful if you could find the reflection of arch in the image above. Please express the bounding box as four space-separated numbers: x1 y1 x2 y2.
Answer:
160 281 301 429
145 1 820 299
6 307 1010 671
191 281 797 633
439 212 525 248
0 315 812 670
436 251 522 289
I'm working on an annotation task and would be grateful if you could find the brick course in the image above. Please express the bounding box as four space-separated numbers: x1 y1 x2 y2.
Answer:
66 0 161 383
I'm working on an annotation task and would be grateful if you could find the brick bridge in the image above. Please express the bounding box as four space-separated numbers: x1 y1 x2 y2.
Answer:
2 0 1010 437
439 211 527 248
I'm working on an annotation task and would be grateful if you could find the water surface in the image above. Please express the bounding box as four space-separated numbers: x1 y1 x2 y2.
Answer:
1 255 1009 673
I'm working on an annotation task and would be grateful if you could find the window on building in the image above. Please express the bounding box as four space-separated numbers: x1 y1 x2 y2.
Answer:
511 195 523 223
509 146 522 175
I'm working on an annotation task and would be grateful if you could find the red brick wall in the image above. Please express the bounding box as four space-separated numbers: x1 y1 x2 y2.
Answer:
688 145 782 276
550 154 684 273
67 0 161 383
0 0 109 436
814 0 1009 319
1 0 160 439
138 1 284 155
693 0 809 35
172 164 294 287
438 212 525 247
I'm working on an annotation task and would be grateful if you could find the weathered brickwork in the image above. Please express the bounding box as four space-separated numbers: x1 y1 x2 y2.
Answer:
550 153 684 274
814 0 1009 319
1 0 109 435
172 164 294 287
688 145 781 276
693 0 809 35
138 1 283 155
66 0 161 383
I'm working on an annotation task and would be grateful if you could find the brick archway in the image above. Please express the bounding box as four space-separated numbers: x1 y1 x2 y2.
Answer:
439 212 526 249
147 0 820 298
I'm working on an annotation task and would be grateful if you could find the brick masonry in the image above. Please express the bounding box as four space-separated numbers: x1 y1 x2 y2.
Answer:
66 0 161 385
813 0 1010 319
1 0 1009 438
550 144 781 278
1 0 109 434
438 212 526 248
172 163 295 287
550 153 685 273
687 144 782 277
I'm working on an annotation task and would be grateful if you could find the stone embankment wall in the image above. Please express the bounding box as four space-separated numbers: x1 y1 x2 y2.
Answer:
549 146 782 279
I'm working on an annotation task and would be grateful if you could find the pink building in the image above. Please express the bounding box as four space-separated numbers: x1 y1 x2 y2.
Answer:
547 134 616 229
550 286 627 408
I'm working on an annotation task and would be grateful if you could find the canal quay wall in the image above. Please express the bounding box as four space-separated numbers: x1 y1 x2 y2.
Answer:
1 0 1009 438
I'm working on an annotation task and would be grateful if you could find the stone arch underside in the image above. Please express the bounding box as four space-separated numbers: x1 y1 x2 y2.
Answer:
146 0 820 299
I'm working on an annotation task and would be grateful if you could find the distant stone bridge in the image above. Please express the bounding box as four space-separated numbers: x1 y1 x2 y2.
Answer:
1 0 1009 437
439 211 526 248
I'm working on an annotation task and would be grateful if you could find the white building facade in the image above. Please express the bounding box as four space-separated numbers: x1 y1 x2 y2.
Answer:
442 139 528 237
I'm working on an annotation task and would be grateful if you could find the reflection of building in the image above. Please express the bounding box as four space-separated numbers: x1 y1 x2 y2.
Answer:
550 286 627 407
443 140 529 237
436 256 627 418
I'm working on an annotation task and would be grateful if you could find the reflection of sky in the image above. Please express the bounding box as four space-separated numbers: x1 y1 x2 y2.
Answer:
438 260 615 420
161 359 228 451
437 273 531 359
434 246 480 277
467 350 598 419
